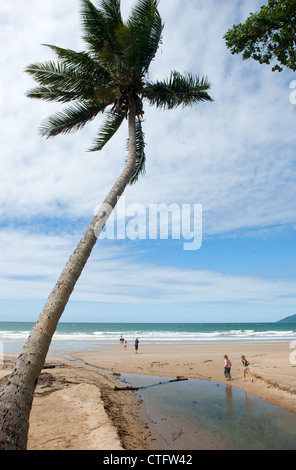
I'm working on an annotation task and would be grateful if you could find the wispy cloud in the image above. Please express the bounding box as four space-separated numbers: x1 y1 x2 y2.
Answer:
0 229 295 312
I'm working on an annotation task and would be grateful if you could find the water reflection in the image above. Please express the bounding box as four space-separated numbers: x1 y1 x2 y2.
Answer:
225 384 233 416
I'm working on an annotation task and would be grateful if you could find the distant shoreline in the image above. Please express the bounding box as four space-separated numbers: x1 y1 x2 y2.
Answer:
278 314 296 323
1 321 295 349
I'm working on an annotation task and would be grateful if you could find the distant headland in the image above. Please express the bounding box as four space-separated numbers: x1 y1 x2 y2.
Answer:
278 314 296 323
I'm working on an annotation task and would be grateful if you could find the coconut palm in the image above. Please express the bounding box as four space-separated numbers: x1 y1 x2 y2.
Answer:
0 0 212 450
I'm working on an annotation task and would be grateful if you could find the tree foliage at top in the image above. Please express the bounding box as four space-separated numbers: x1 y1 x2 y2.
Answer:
224 0 296 71
25 0 213 184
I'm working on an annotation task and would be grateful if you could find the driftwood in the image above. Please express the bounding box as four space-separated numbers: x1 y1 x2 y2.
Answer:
114 385 139 391
114 376 188 391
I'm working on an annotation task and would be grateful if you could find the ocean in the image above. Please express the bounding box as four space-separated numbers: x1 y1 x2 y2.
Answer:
0 321 295 351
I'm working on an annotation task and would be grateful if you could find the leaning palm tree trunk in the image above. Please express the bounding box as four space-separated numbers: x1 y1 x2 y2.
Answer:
0 104 137 450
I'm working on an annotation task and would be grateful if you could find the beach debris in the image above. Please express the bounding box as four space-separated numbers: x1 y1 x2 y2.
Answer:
114 385 139 391
114 377 188 391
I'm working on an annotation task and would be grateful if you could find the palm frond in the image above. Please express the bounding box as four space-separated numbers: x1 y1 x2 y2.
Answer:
88 110 125 151
100 0 123 28
128 117 146 184
113 22 140 74
81 0 119 54
95 82 121 102
26 85 80 103
127 0 163 73
25 61 97 100
144 71 213 109
97 40 129 79
39 101 105 138
43 44 111 83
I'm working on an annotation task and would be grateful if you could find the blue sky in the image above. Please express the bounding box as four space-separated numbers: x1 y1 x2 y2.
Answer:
0 0 295 323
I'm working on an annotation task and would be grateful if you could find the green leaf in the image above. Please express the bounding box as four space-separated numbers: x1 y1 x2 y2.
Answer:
88 110 125 151
127 0 163 73
100 0 123 28
26 85 79 103
25 61 97 100
144 71 213 109
43 44 111 83
39 101 105 138
128 117 146 184
224 0 296 72
81 0 120 54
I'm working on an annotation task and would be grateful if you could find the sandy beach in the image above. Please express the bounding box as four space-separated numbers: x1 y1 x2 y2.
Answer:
1 341 296 450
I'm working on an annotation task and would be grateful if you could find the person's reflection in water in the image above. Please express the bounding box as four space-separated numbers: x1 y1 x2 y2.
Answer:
225 384 233 417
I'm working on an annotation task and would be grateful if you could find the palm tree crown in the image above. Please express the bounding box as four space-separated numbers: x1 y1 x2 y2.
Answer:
25 0 213 184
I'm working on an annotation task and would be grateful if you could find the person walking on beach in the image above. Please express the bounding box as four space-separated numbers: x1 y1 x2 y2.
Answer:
119 334 124 345
241 355 253 382
224 354 232 381
135 337 139 354
123 340 127 350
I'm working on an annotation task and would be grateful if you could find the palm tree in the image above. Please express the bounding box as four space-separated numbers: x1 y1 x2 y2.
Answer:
0 0 212 450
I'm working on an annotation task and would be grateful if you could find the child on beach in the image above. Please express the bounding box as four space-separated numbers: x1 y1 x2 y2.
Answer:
241 355 253 382
123 340 127 350
224 354 232 381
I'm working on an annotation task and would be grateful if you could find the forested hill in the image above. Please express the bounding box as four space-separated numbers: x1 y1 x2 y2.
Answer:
278 314 296 322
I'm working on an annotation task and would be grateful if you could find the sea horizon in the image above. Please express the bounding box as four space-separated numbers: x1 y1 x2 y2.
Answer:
1 321 295 348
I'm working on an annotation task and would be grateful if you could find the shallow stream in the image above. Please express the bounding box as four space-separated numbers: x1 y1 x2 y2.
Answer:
118 373 296 450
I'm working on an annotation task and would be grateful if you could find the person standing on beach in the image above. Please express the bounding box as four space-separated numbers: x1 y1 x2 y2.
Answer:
123 340 127 350
135 337 139 354
224 354 232 381
241 355 253 382
119 335 124 345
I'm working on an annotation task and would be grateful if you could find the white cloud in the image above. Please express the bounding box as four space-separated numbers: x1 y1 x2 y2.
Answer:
1 0 295 234
0 229 295 311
